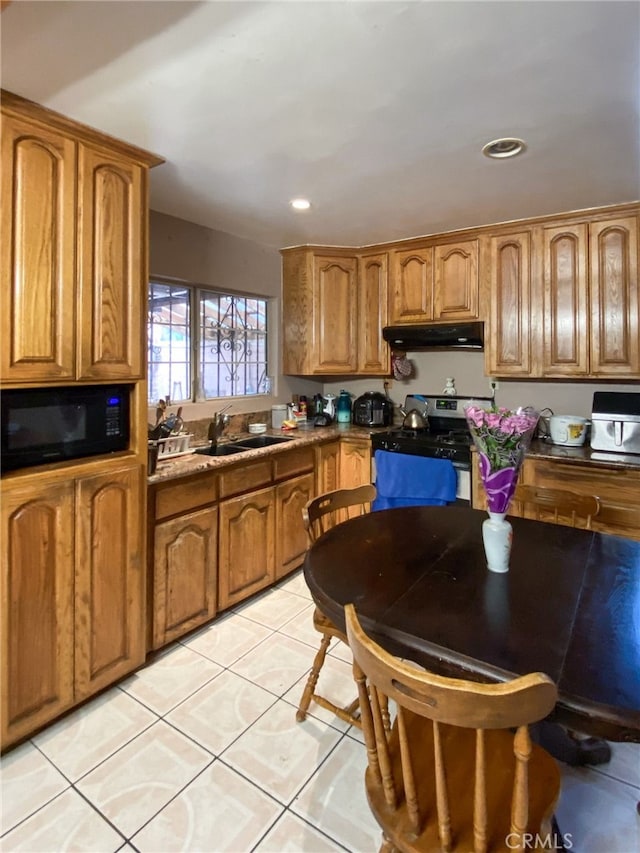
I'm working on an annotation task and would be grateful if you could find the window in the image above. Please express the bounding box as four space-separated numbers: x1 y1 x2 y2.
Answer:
148 281 269 403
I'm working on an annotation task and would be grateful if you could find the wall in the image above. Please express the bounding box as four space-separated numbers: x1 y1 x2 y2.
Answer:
149 211 322 422
324 350 639 420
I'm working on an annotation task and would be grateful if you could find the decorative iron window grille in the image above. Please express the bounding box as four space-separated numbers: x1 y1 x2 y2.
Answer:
148 281 269 403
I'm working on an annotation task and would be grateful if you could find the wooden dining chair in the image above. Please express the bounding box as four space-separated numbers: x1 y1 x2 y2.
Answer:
514 484 600 529
345 603 562 853
296 484 377 728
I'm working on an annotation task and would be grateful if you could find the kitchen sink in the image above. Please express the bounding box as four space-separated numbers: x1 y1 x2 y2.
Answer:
235 435 295 449
194 444 249 456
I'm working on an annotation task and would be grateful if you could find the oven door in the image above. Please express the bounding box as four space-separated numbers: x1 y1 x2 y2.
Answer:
371 449 471 505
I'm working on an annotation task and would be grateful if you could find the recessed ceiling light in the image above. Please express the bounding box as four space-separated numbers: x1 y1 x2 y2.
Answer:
482 138 527 159
290 198 311 210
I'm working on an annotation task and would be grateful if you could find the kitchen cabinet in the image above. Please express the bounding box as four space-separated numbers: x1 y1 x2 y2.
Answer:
219 486 275 610
486 230 534 376
275 472 315 579
315 441 341 494
77 144 146 380
389 239 480 325
1 460 145 749
388 246 433 323
1 112 76 382
281 247 389 375
153 507 218 649
357 251 390 373
340 437 373 488
1 92 161 384
520 457 640 541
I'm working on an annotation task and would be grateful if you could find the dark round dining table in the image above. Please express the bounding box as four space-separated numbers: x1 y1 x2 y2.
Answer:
303 504 640 744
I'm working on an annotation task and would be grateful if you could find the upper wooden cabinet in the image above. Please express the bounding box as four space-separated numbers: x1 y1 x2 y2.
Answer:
1 114 77 382
1 91 162 385
487 207 639 379
281 247 388 375
357 251 389 374
77 145 145 380
486 231 533 376
389 239 479 325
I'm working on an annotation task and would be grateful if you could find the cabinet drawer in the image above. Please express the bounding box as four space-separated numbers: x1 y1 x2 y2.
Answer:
154 474 218 520
532 460 640 502
218 460 272 499
273 446 314 480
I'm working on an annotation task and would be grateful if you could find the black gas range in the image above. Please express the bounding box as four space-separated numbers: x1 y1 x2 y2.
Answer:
370 394 493 470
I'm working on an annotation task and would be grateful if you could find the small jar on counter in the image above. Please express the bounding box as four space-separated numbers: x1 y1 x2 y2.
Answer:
271 404 287 429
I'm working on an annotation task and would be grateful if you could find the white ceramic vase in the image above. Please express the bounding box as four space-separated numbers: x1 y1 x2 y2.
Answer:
482 511 513 573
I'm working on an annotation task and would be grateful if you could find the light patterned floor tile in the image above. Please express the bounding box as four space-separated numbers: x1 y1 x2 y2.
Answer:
0 787 124 852
75 721 213 838
130 761 283 852
33 687 158 781
254 810 346 851
233 586 311 630
229 632 318 695
221 699 343 804
166 669 277 754
292 734 381 852
556 765 640 853
278 602 321 647
181 610 273 667
595 740 640 787
277 570 313 599
0 741 69 833
119 642 222 715
282 654 358 732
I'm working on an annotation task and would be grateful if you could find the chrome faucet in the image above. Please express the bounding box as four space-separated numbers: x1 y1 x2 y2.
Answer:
207 409 230 447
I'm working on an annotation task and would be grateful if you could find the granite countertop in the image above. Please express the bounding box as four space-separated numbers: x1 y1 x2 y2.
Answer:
149 423 375 485
526 439 640 471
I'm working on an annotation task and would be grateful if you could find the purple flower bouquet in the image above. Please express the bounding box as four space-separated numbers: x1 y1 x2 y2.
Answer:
464 405 540 514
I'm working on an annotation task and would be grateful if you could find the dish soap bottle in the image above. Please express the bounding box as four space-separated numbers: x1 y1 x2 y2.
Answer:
337 390 352 423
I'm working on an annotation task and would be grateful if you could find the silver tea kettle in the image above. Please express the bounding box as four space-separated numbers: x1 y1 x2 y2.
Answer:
401 408 428 430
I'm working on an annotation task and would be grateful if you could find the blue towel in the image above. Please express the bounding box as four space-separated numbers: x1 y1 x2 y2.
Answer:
372 449 457 511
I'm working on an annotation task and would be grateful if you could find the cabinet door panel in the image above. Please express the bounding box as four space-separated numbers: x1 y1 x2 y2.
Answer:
153 507 218 649
542 224 589 375
589 216 639 376
316 442 340 494
340 440 372 489
219 487 275 610
275 473 315 580
358 252 389 373
78 145 144 379
313 256 358 372
434 240 479 319
1 478 75 748
487 232 532 375
1 116 76 382
75 464 145 697
389 248 433 323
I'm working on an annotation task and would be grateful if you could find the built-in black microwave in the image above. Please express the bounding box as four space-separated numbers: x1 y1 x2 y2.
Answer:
1 384 131 473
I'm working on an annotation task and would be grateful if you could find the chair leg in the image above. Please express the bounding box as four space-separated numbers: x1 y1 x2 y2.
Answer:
296 633 332 722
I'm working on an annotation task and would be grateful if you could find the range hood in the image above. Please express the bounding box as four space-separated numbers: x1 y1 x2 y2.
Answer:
382 321 484 351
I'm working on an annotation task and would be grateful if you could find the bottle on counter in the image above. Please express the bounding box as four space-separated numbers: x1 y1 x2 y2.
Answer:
337 390 352 423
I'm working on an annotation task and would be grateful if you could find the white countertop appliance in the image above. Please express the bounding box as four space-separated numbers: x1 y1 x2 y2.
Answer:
590 392 640 454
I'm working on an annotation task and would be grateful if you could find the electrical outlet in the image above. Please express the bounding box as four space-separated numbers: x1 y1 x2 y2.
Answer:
490 379 499 393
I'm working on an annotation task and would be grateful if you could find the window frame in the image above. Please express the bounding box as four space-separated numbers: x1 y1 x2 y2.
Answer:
148 277 272 405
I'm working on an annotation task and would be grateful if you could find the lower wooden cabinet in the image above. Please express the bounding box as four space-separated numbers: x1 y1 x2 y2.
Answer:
275 472 315 580
152 506 218 649
340 437 373 488
316 441 340 493
1 460 145 749
218 486 276 610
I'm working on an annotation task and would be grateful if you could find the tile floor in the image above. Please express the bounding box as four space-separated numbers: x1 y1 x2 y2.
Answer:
1 569 639 852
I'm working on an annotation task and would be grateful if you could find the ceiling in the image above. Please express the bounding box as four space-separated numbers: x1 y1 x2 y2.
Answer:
2 1 639 249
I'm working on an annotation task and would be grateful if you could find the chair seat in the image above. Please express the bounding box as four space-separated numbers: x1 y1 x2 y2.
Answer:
367 715 561 852
312 606 346 642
